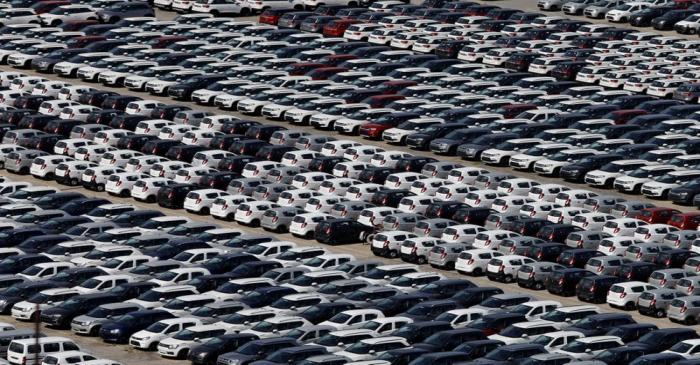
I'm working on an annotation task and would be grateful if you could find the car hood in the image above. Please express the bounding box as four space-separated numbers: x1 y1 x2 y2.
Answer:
431 138 460 145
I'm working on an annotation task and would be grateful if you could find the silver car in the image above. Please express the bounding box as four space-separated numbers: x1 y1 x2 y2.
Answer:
268 166 307 185
610 201 656 218
624 242 672 262
584 256 630 275
71 302 143 335
637 288 686 318
317 279 370 301
227 177 269 195
683 256 700 275
584 0 625 18
517 262 566 290
484 213 520 230
538 0 565 10
422 162 464 179
191 301 250 324
330 201 375 220
428 242 470 269
69 123 109 140
648 269 692 289
252 183 295 202
413 218 457 238
261 266 310 284
261 206 306 233
381 213 426 232
336 259 383 277
668 295 700 324
498 237 545 256
287 325 335 344
562 0 598 14
173 110 214 126
674 276 700 295
295 135 336 152
565 230 611 249
270 129 308 147
5 150 48 174
581 196 627 213
663 230 699 249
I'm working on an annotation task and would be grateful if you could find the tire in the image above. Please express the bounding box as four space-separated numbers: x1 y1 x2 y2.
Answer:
417 256 426 265
96 184 105 192
624 302 635 310
388 250 398 259
200 207 209 215
148 342 158 351
211 10 219 16
687 316 697 325
534 281 545 290
177 350 188 360
145 196 156 203
472 268 483 276
89 326 101 336
655 309 666 318
50 20 61 26
348 1 358 5
250 219 260 227
503 274 513 283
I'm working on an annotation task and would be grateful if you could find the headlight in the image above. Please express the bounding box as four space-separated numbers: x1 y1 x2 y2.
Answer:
167 344 179 349
110 329 120 334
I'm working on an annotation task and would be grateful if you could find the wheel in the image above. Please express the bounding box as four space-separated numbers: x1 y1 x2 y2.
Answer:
119 190 129 197
211 10 219 16
250 219 260 227
687 316 697 325
148 342 158 351
503 274 513 283
348 1 358 5
655 309 666 318
199 207 209 215
534 281 545 290
472 268 483 276
50 20 61 26
145 196 156 203
624 302 635 310
177 350 188 360
96 184 105 192
417 256 426 265
388 250 398 259
89 326 100 336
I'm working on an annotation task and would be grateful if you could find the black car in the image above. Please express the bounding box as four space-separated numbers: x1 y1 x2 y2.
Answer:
85 109 122 125
458 133 519 160
668 180 700 205
220 120 261 135
315 218 373 245
546 268 596 296
25 134 61 152
117 134 158 151
550 61 589 81
414 328 486 352
189 333 260 365
39 216 92 234
99 309 175 343
655 249 697 269
392 321 453 345
587 345 649 365
168 74 228 100
228 261 283 279
451 207 493 225
33 192 85 209
230 140 272 156
109 114 149 131
199 172 239 190
142 101 187 117
557 248 604 268
405 124 471 151
0 227 48 249
617 262 658 281
255 145 296 162
42 293 119 328
299 302 358 324
141 140 180 157
425 201 470 219
576 275 624 303
536 224 582 243
606 324 658 343
17 114 54 130
47 267 107 288
14 96 53 111
203 253 259 274
108 281 158 301
165 145 206 163
0 281 58 314
628 328 699 352
210 134 249 151
30 48 87 73
100 95 141 111
111 210 164 228
218 155 257 173
371 189 414 208
44 119 81 137
629 6 674 26
450 287 504 308
358 167 394 184
653 9 696 30
527 242 568 262
395 156 439 172
372 293 432 317
18 234 70 254
510 218 553 236
59 197 111 216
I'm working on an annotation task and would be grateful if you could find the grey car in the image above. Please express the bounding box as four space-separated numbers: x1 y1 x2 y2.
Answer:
676 276 700 295
668 295 700 324
584 256 630 275
330 201 376 220
498 237 545 255
610 201 656 218
1 129 45 146
64 221 120 240
684 256 700 275
582 196 627 213
131 260 184 280
295 135 336 152
428 242 470 269
261 206 306 233
649 269 692 289
71 302 143 336
413 218 457 238
637 288 686 318
584 0 626 18
421 162 464 179
663 230 699 249
474 172 517 190
173 110 214 126
484 213 521 230
96 2 154 23
69 124 109 140
538 0 565 10
565 230 611 249
269 167 307 184
261 266 310 284
270 130 309 147
253 183 296 202
517 262 566 290
624 242 672 262
562 0 598 14
380 213 426 232
5 150 48 174
0 145 24 169
336 286 402 308
317 279 370 301
335 259 383 277
227 178 269 195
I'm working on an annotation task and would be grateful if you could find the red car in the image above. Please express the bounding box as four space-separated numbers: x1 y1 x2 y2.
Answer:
360 118 404 139
636 207 682 224
259 8 297 25
669 212 700 230
322 18 362 37
306 66 348 80
362 95 405 108
497 104 537 119
605 109 648 124
30 0 71 14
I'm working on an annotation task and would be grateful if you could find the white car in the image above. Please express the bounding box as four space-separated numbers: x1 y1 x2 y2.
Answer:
129 318 203 351
183 189 230 214
29 155 72 179
606 282 658 309
39 5 97 26
157 324 227 359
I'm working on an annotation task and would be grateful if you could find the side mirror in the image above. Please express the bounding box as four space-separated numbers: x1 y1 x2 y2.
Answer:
244 321 250 325
100 257 106 260
521 334 528 338
184 306 190 311
159 297 166 302
290 305 296 310
384 275 390 280
337 342 344 347
64 252 70 256
194 338 201 343
337 291 343 295
157 226 163 230
237 289 243 294
311 282 318 287
585 349 592 353
211 314 217 318
106 314 112 319
368 350 376 355
296 258 301 261
564 317 572 323
411 283 417 288
46 301 53 305
272 329 279 333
